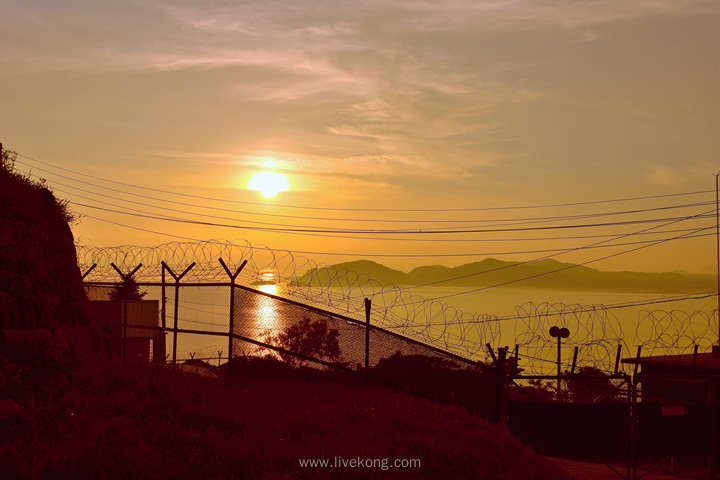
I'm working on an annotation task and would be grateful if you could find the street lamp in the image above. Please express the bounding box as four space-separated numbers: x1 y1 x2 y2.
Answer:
549 326 570 400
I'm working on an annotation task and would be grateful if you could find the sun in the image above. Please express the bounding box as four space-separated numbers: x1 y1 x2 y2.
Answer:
246 171 290 199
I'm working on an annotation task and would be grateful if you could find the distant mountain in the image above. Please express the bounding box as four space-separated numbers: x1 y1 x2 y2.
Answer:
294 258 716 294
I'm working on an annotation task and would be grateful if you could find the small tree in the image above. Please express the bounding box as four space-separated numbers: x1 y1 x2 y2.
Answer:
1 147 17 174
263 316 343 368
109 277 146 302
564 366 622 404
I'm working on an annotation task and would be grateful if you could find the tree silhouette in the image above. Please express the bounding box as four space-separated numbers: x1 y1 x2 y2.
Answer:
263 316 342 368
109 277 146 302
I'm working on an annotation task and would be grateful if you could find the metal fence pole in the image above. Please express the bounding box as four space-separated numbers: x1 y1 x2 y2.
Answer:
81 263 97 280
219 258 247 378
626 374 633 480
158 265 167 363
172 275 180 368
494 346 508 424
364 298 371 374
162 261 196 369
122 283 128 365
110 262 142 365
631 376 638 480
710 379 718 480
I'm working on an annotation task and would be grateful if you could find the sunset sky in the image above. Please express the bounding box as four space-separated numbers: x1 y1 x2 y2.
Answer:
1 0 718 274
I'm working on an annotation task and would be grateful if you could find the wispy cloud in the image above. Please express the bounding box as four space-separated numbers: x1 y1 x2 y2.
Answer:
0 0 715 203
648 165 686 188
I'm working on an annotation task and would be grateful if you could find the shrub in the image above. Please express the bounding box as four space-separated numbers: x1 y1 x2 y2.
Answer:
109 278 147 302
1 147 77 225
564 366 624 404
261 316 343 368
370 352 495 415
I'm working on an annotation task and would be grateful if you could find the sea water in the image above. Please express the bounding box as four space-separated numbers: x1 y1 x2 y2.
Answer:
141 284 717 370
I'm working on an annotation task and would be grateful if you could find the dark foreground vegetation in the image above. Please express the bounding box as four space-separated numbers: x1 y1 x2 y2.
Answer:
0 358 573 480
0 149 571 479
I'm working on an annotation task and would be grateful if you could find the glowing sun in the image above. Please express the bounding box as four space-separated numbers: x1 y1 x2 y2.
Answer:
247 172 290 198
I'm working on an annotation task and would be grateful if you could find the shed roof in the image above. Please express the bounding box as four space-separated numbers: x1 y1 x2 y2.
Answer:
621 351 720 372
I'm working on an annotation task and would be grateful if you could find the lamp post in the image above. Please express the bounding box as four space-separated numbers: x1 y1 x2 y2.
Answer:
550 326 570 400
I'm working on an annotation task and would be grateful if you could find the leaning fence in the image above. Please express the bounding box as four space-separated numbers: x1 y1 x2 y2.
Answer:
79 244 720 479
82 258 500 418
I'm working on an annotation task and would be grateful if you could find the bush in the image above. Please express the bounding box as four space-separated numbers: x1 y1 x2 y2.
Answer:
261 316 343 368
109 278 147 302
371 352 495 415
1 147 76 225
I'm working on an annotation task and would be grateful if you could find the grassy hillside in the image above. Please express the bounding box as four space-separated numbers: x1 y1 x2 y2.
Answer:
0 360 572 480
296 258 715 293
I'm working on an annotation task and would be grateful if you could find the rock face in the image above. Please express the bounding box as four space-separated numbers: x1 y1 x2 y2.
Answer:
0 153 101 396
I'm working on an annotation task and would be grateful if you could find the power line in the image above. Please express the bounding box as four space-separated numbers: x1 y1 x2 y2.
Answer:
15 163 715 228
419 293 717 326
71 188 712 242
80 214 204 243
15 152 716 213
68 200 716 236
47 169 710 242
429 225 717 301
340 209 715 298
75 211 716 257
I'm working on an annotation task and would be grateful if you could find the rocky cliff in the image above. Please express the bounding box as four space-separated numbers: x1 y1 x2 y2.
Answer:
0 150 101 416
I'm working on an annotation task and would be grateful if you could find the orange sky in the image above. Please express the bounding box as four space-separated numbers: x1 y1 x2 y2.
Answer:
0 0 718 274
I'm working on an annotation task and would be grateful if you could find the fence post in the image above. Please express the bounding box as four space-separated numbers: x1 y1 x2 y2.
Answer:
614 343 623 375
162 261 196 370
364 298 371 375
219 258 247 378
81 263 97 280
486 343 497 364
110 262 142 365
710 380 718 480
493 346 508 424
633 345 642 377
156 264 167 363
630 376 639 480
570 346 579 375
511 344 519 377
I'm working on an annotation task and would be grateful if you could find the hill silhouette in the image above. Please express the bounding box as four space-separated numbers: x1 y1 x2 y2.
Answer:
295 258 716 294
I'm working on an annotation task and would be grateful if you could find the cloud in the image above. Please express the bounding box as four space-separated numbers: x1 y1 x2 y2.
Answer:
385 0 717 31
2 0 715 75
1 0 715 203
648 166 685 187
647 161 720 189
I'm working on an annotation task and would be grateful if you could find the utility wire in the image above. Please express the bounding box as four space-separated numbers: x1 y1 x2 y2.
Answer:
416 293 717 326
365 209 715 299
76 210 717 257
15 163 715 228
84 210 712 250
430 225 717 302
55 179 713 243
15 152 716 213
69 201 716 236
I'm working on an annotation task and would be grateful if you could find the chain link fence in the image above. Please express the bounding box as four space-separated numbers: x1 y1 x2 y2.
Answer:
84 264 499 418
83 258 720 479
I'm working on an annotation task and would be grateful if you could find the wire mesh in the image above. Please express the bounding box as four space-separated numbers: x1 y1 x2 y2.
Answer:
173 285 231 364
78 240 720 376
76 240 503 363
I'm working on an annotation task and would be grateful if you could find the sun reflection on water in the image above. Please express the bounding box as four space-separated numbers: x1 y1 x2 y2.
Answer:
255 283 279 330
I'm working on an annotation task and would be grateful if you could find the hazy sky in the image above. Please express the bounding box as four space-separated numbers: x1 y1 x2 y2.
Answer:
1 0 718 273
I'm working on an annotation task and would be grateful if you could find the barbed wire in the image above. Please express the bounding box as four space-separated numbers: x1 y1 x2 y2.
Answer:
77 239 504 359
635 309 719 359
511 302 628 375
78 239 719 374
